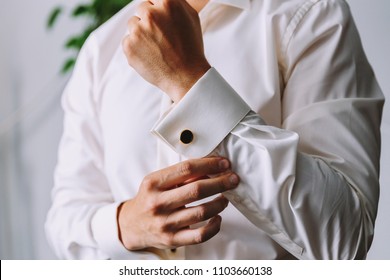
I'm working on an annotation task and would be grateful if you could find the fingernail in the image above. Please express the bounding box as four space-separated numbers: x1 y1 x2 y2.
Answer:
229 174 239 186
224 199 229 208
219 159 230 170
212 215 222 223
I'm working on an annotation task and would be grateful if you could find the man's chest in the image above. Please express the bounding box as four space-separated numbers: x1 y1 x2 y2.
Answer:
95 16 284 196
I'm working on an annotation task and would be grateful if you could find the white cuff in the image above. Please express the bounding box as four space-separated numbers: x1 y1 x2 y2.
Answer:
151 68 251 158
91 203 160 260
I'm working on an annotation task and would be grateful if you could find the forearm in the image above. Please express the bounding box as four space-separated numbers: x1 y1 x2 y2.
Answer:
217 111 375 259
152 68 381 259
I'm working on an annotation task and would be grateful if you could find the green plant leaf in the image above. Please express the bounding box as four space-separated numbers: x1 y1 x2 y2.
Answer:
47 6 63 29
72 5 92 17
61 57 76 74
65 36 83 50
64 25 97 51
48 0 134 74
65 36 84 50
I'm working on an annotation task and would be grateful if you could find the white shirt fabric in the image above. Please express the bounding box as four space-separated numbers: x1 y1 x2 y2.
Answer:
45 0 384 260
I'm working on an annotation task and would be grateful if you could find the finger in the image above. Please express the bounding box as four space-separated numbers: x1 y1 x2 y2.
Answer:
171 215 222 247
135 1 155 19
122 17 141 59
149 157 231 190
149 0 190 10
161 172 239 210
180 175 209 186
165 195 229 229
127 16 141 28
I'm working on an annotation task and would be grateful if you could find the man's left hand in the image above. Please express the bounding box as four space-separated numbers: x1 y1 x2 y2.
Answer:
122 0 211 103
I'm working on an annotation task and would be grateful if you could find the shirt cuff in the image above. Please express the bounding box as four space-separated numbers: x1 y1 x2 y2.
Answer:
91 203 160 260
151 68 251 158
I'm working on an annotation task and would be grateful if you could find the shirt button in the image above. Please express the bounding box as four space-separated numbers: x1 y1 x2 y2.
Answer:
180 130 194 144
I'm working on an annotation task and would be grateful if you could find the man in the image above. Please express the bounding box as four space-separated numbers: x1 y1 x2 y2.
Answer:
46 0 384 259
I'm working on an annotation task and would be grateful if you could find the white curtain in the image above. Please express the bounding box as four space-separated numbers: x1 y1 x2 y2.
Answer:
0 0 75 259
0 74 67 259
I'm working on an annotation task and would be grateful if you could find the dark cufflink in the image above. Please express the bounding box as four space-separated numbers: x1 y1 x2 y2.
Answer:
180 129 194 144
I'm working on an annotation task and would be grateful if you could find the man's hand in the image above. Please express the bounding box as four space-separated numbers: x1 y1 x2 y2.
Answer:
118 157 239 251
122 0 211 103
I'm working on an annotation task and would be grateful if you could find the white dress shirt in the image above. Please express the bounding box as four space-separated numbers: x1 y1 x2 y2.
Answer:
45 0 384 259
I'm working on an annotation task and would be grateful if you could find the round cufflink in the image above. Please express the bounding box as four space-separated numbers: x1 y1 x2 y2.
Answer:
180 129 194 144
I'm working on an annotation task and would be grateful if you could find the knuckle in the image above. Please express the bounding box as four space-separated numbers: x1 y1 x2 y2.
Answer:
155 217 167 231
161 0 171 8
201 157 222 174
194 206 207 221
210 178 225 193
222 174 234 189
129 25 142 41
207 157 220 171
143 9 154 22
127 18 134 27
193 231 207 244
148 195 165 214
188 184 201 199
222 176 230 189
141 175 156 190
137 2 156 23
179 161 194 176
122 32 141 59
122 35 132 49
161 220 173 232
161 232 174 247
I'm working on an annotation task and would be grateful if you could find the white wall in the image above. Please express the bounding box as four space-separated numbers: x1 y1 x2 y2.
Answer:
348 0 390 260
0 0 388 259
0 0 85 259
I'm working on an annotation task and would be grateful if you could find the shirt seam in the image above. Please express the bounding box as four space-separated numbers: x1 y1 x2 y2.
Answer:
280 0 321 67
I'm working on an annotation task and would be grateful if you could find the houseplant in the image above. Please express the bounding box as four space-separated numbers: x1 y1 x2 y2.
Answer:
47 0 133 73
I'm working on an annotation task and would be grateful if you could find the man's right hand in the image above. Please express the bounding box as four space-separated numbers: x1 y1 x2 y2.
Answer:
117 157 239 251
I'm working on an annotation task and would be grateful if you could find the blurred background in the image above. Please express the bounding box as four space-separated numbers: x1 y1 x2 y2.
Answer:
0 0 389 259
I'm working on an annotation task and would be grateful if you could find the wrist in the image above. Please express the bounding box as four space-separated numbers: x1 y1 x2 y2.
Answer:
165 62 211 103
117 200 145 251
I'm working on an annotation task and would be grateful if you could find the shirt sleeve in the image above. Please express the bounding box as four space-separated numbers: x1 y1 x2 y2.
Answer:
45 35 159 260
151 0 384 259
